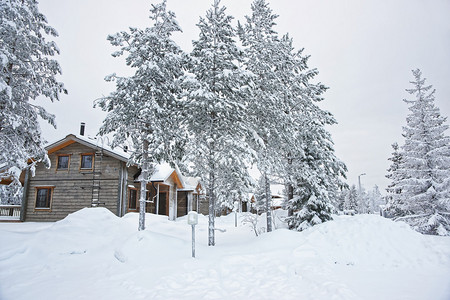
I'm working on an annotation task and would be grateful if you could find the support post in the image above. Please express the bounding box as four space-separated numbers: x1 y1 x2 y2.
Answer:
20 168 30 222
156 183 160 215
187 211 198 258
191 224 195 258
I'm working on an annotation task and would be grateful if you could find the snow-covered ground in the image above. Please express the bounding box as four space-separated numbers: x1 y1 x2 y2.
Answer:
1 208 449 300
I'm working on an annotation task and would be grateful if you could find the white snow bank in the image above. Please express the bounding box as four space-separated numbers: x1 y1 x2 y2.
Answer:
0 208 449 300
299 214 449 268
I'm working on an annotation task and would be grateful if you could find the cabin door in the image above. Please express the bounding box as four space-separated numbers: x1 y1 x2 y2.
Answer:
158 192 168 216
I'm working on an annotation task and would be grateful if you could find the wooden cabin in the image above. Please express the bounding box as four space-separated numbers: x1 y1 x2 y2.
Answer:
19 134 201 222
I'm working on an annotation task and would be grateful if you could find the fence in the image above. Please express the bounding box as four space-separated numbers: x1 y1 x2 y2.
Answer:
0 205 21 221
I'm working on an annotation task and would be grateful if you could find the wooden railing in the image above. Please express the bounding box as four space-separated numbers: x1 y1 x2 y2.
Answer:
0 205 21 221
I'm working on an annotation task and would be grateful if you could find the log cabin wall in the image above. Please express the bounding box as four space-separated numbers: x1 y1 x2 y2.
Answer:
25 142 123 222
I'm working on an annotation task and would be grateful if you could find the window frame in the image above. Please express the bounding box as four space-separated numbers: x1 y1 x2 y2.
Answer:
34 186 54 211
56 154 70 171
80 153 94 170
128 188 138 211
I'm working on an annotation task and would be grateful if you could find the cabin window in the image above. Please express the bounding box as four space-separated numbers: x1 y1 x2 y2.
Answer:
80 154 94 170
128 188 138 210
57 155 70 170
35 187 53 209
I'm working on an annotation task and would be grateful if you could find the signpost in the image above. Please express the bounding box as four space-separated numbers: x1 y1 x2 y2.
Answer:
187 211 198 258
234 201 239 227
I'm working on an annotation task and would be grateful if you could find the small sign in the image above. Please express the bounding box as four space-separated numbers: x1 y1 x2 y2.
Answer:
187 211 198 225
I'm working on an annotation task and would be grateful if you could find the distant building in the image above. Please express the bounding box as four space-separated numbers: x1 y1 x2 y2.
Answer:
247 184 287 214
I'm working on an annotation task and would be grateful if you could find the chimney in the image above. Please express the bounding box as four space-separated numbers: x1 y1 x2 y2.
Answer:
123 146 128 153
80 122 85 136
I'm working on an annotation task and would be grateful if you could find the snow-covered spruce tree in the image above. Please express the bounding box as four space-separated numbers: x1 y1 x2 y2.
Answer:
385 142 409 217
0 0 66 183
357 187 369 214
239 0 290 232
334 187 347 212
358 185 381 214
287 125 347 230
385 143 404 212
269 35 346 231
344 184 358 213
183 0 254 246
96 1 186 231
253 175 271 215
366 185 384 214
387 69 450 235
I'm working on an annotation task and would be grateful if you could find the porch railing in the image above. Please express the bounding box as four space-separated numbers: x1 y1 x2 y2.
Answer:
0 205 21 221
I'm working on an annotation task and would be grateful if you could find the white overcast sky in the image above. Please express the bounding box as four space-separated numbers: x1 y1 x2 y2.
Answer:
35 0 450 193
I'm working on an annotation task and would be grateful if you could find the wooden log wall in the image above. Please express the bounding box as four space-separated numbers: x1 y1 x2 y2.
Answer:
25 142 123 222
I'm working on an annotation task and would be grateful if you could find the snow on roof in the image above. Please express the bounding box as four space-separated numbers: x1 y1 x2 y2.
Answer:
137 162 186 188
74 134 131 160
245 193 255 202
178 176 202 192
150 162 175 182
45 134 130 162
271 184 285 199
47 134 188 188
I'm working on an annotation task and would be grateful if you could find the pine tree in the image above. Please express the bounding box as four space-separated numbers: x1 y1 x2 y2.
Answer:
388 69 450 235
96 1 186 231
385 142 406 217
183 0 254 245
344 185 359 213
239 0 284 232
367 185 384 213
357 186 369 214
335 188 347 212
271 35 346 231
253 175 271 215
0 0 67 183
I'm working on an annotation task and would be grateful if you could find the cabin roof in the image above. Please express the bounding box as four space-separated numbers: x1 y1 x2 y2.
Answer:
178 176 202 192
46 134 130 162
46 134 186 188
148 163 185 189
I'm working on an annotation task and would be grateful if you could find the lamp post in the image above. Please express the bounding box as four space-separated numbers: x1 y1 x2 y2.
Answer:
358 173 366 195
358 173 366 213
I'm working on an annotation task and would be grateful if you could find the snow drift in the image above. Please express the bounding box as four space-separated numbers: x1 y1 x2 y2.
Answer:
0 208 449 300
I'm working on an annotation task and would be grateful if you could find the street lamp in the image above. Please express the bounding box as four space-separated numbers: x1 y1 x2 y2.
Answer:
358 173 366 194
